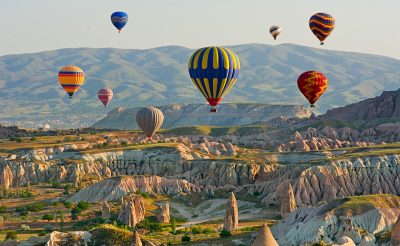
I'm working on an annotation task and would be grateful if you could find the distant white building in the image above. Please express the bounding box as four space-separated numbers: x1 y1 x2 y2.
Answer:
38 124 51 131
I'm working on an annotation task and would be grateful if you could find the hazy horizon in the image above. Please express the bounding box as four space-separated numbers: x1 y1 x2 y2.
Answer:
1 0 400 58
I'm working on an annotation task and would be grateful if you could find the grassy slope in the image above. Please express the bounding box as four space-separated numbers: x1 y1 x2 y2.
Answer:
334 194 400 216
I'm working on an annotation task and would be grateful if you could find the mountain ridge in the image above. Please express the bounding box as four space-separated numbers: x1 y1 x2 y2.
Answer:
2 43 400 127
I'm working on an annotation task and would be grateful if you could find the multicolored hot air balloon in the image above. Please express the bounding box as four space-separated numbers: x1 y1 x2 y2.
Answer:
297 71 328 107
58 66 85 98
269 25 282 40
309 13 335 45
136 107 164 140
188 47 240 112
111 12 128 33
98 88 113 107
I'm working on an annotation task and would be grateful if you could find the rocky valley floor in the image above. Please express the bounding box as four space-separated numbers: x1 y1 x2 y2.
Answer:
0 128 400 245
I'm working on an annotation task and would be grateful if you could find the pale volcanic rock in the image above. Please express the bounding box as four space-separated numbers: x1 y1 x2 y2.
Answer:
271 195 400 246
252 224 279 246
101 201 112 219
67 176 199 203
132 231 143 246
157 202 170 224
118 201 139 228
223 192 239 232
276 181 297 218
46 231 92 246
391 215 400 245
0 164 13 190
333 236 356 246
132 196 145 223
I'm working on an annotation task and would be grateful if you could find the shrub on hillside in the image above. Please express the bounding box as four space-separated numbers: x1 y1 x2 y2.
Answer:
5 230 17 240
181 235 191 242
42 214 55 221
191 226 202 234
219 229 232 238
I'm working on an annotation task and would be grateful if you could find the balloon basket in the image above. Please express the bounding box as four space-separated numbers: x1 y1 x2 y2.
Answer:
210 107 217 113
310 104 315 108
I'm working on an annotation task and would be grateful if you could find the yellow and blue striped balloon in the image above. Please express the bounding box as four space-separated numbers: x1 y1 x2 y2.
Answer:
58 66 85 98
188 47 240 112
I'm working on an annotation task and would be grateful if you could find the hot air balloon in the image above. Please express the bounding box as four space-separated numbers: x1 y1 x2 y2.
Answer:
136 107 164 140
58 66 85 98
269 25 282 40
98 88 113 107
188 47 240 112
297 71 328 107
309 13 335 45
111 12 128 33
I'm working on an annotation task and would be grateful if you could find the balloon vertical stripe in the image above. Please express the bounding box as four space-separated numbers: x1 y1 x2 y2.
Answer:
188 46 240 112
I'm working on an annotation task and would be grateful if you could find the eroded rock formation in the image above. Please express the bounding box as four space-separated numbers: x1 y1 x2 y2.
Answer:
157 202 170 224
223 192 238 232
272 195 400 245
101 201 111 219
252 224 279 246
276 181 296 218
118 201 138 228
392 215 400 245
132 231 143 246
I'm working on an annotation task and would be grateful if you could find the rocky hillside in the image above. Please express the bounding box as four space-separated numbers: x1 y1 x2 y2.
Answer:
3 137 400 208
272 194 400 245
2 44 400 125
93 103 311 129
67 176 200 203
322 89 400 121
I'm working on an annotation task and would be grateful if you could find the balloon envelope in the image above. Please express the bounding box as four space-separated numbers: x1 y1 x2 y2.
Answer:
58 66 85 98
269 25 282 40
309 13 335 45
188 46 240 112
297 71 328 107
111 12 128 32
98 88 113 107
136 107 164 140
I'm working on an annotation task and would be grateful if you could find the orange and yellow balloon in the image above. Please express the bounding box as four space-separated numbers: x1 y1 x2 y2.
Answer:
58 66 85 98
297 71 328 107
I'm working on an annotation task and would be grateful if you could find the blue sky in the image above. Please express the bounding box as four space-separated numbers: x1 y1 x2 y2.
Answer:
1 0 400 58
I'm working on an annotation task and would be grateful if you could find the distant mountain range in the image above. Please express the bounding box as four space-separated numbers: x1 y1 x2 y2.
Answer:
1 43 400 126
93 103 311 129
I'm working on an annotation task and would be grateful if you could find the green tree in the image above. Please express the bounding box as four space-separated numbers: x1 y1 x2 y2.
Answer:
181 234 191 243
191 226 202 234
171 218 176 233
42 214 55 221
219 229 232 238
0 205 7 213
5 230 17 240
59 211 65 231
63 201 72 209
77 201 89 211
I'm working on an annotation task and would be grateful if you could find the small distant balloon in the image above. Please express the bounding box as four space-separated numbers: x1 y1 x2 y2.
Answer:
98 88 113 107
136 107 164 140
111 12 128 33
297 71 328 107
58 66 85 99
269 25 282 40
309 13 335 45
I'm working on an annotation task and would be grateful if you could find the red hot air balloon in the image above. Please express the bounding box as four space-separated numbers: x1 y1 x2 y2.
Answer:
98 88 113 107
297 71 328 107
